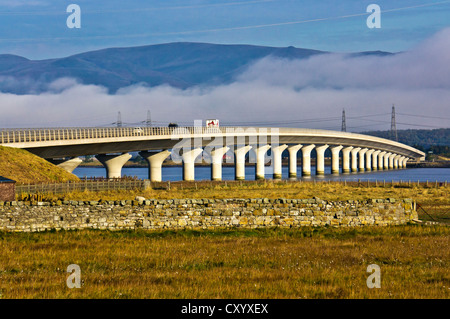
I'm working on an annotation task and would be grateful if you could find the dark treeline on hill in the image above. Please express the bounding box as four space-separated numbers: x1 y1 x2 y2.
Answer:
362 128 450 157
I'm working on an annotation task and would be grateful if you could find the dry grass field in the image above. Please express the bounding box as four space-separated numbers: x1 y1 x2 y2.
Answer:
3 181 449 299
0 226 449 299
0 146 79 184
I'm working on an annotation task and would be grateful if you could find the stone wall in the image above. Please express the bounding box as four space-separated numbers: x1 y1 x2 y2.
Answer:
0 181 15 202
0 197 418 232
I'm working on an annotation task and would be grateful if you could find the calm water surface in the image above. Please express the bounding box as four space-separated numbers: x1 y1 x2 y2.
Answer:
73 166 450 182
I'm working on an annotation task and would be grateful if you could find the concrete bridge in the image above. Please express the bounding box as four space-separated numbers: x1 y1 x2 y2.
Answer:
0 126 425 181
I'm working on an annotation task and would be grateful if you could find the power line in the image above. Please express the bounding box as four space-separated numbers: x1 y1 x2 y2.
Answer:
391 104 398 142
112 111 122 128
146 110 152 127
397 112 450 121
341 109 346 132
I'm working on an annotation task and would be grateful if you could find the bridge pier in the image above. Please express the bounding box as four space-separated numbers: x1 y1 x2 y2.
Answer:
255 145 271 180
398 156 404 169
342 146 353 173
372 150 381 171
234 145 252 181
139 150 171 182
47 157 83 174
315 145 329 176
384 152 392 170
331 145 343 175
96 153 132 179
394 155 401 169
301 144 315 177
403 156 409 168
402 157 409 168
181 148 203 181
351 147 361 173
209 146 230 181
378 151 386 170
288 144 302 178
272 144 288 179
358 148 368 172
388 153 394 169
365 149 374 171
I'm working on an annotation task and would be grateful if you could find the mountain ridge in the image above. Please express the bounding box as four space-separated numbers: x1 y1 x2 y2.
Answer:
0 42 392 94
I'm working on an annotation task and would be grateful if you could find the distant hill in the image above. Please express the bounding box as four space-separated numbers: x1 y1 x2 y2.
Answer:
0 42 392 94
362 128 450 156
0 146 79 184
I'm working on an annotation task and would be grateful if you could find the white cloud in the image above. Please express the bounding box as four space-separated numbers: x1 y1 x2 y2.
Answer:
238 28 450 90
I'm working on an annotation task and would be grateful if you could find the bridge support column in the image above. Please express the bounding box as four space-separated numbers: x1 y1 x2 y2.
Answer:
358 148 368 172
365 149 374 172
288 144 302 178
384 152 392 170
342 146 353 174
402 157 409 168
315 145 329 175
378 152 386 170
389 153 396 169
272 144 288 179
181 148 203 181
398 156 404 169
139 150 171 182
234 145 252 181
210 146 230 181
351 147 361 173
255 145 271 180
394 155 401 169
330 145 343 175
301 144 315 177
96 153 132 179
403 157 409 169
47 157 83 174
372 150 381 171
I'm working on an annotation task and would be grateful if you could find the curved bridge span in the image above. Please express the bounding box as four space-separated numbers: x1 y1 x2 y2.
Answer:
1 126 425 181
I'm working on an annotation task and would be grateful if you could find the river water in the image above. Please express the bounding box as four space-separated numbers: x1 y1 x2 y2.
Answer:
73 166 450 183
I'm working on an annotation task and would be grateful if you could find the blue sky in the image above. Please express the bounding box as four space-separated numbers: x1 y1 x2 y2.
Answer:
1 0 449 59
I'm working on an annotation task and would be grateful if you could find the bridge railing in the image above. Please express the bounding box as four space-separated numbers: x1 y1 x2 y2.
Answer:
0 126 178 144
0 126 259 144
